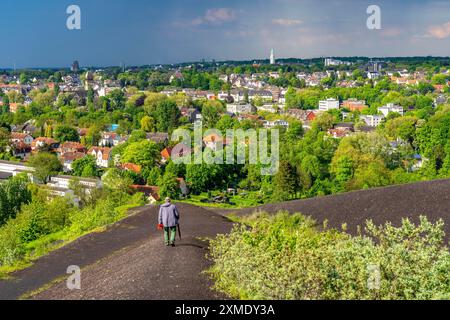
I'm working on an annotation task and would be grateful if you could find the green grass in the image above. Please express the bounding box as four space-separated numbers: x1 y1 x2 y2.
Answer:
178 192 268 209
18 275 68 300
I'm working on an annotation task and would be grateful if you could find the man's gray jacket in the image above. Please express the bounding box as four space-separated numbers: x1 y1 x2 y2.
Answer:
158 203 180 227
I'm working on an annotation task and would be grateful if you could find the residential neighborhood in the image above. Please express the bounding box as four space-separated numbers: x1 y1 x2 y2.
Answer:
0 0 450 304
0 55 449 206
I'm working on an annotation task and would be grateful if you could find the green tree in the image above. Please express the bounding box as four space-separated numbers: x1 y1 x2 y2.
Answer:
1 95 10 114
314 112 336 131
107 89 126 110
121 140 160 168
158 172 180 199
285 121 304 142
185 163 225 194
145 166 162 186
54 125 80 142
416 107 450 176
272 161 297 201
140 115 155 132
28 152 62 184
202 100 224 128
153 99 180 132
0 127 11 152
19 73 28 85
143 93 167 114
72 155 99 177
331 155 354 191
216 114 238 132
0 175 31 226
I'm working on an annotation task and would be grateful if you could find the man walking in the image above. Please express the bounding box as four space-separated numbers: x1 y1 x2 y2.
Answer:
158 197 180 247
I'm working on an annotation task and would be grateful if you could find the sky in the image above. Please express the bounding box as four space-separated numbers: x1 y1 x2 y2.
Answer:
1 0 450 68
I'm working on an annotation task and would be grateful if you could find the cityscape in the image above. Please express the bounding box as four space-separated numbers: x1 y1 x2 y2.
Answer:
0 0 449 309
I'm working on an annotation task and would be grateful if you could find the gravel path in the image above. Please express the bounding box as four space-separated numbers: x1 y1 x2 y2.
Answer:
0 204 232 300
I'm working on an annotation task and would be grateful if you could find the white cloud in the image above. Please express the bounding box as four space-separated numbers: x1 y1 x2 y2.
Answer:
204 8 236 24
380 28 403 37
189 8 236 26
427 21 450 39
272 18 303 26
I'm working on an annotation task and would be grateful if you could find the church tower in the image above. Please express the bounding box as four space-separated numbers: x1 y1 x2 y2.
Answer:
270 49 275 65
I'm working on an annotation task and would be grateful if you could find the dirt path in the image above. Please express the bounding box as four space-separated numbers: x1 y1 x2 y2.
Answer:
0 204 232 300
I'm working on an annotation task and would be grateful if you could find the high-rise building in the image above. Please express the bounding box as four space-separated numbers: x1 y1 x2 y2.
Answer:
318 98 340 111
325 58 352 67
71 60 80 72
270 49 275 65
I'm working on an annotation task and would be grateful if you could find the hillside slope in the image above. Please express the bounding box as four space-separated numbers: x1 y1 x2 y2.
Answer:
225 179 450 238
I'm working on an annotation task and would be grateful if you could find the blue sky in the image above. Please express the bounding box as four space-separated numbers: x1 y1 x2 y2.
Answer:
1 0 449 68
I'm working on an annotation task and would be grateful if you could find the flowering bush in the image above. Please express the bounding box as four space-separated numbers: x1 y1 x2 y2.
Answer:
207 211 450 300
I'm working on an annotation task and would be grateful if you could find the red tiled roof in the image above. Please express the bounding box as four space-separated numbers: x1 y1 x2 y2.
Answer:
306 112 316 121
130 185 160 201
32 137 58 146
203 134 232 145
120 163 142 174
11 132 30 140
60 141 86 150
61 152 85 162
88 147 112 160
161 148 172 160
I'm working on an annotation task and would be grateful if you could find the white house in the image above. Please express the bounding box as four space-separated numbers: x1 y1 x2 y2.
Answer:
360 115 385 127
256 104 279 113
217 91 230 101
10 133 34 145
367 71 381 80
0 160 35 181
88 147 112 168
319 98 340 111
226 103 253 114
378 103 404 117
248 90 273 102
99 132 122 147
263 120 289 129
47 175 102 190
44 186 80 207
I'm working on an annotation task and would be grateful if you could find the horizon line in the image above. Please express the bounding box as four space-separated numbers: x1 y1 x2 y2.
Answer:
1 55 449 71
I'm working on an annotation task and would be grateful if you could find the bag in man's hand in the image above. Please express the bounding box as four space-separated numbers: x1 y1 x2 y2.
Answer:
157 224 164 230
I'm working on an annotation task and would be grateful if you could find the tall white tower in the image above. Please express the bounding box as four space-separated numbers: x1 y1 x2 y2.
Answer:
270 49 275 65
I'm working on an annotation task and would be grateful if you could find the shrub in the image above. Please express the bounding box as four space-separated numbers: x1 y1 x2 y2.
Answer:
207 211 450 300
0 220 25 266
0 175 31 226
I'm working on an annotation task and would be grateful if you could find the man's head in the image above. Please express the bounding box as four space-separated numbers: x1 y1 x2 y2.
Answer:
165 197 171 203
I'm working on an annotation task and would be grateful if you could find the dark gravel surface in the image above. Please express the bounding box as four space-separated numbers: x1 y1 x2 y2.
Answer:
0 204 232 300
0 179 448 300
219 179 450 239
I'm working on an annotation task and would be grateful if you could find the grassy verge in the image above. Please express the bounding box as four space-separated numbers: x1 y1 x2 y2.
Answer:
178 192 269 209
